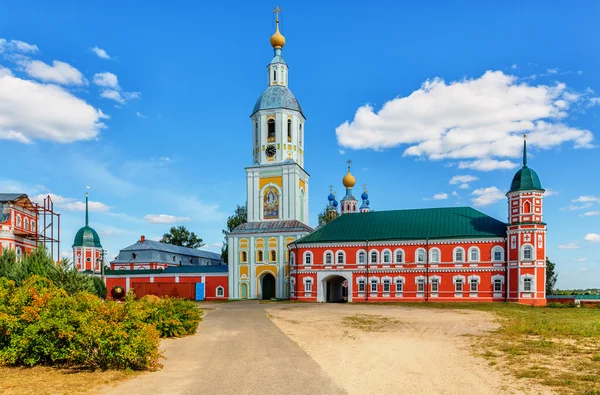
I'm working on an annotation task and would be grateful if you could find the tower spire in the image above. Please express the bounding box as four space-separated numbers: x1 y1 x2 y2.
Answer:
270 6 285 49
85 186 90 226
523 133 528 167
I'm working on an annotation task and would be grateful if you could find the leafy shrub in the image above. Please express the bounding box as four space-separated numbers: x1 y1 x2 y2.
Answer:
138 295 203 338
0 276 161 370
547 302 574 308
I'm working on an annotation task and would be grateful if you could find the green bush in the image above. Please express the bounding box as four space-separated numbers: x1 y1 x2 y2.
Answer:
0 276 161 370
138 295 203 338
547 302 574 308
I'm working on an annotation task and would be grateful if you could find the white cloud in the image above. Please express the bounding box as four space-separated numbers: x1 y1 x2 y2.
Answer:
459 183 470 189
0 39 39 54
571 258 587 262
335 71 594 169
565 203 593 211
100 89 140 104
449 175 479 184
23 60 87 86
573 195 600 203
458 159 519 171
546 68 559 74
451 191 459 197
558 241 580 249
471 186 505 207
93 72 118 88
583 211 600 217
91 46 111 60
544 188 557 197
31 193 110 212
511 64 517 70
433 193 448 200
144 214 191 224
136 112 147 118
0 72 107 143
584 233 600 243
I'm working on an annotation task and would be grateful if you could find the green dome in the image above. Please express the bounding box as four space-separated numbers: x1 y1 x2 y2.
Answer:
509 166 544 193
72 225 102 248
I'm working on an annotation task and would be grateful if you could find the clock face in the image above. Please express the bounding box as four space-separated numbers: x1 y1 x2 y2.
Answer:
266 145 276 157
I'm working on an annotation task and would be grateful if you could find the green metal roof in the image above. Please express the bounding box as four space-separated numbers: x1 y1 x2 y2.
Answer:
72 225 102 248
508 138 544 193
295 207 507 245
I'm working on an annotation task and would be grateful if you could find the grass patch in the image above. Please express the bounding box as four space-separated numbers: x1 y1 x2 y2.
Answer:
342 314 401 332
394 302 600 394
0 366 138 394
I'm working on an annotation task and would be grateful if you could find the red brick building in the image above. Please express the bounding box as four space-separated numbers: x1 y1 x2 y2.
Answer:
289 139 547 306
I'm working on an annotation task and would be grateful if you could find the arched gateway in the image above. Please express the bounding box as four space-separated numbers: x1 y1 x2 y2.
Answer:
317 272 353 303
261 273 276 300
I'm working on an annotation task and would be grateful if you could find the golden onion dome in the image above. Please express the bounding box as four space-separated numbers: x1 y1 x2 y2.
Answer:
342 171 356 188
270 20 286 49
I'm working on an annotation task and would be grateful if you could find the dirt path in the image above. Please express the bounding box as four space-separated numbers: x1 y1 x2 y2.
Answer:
104 301 344 395
267 304 552 395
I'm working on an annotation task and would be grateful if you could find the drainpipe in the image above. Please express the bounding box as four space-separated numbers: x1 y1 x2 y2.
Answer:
365 239 369 302
425 238 429 302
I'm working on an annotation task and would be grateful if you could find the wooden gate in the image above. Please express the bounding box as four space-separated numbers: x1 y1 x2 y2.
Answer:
132 282 196 299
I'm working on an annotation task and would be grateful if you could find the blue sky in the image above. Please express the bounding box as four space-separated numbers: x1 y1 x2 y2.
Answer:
0 1 599 288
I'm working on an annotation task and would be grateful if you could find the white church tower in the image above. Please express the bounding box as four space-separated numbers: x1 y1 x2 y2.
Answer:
227 8 313 300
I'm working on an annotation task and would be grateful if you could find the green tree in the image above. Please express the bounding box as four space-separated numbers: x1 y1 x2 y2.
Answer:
546 257 558 295
160 226 205 248
221 204 247 263
317 204 339 228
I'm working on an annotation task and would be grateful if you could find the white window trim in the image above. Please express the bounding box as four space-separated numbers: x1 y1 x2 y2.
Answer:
468 275 480 293
323 250 333 265
356 276 367 293
492 246 504 262
520 274 535 292
381 249 392 265
303 277 313 292
453 247 465 263
415 248 426 263
521 243 535 261
394 276 405 293
393 248 405 264
468 246 480 262
303 251 313 266
289 252 295 265
428 275 442 284
357 249 367 265
216 286 225 297
335 250 346 265
415 275 426 293
429 248 441 263
382 276 392 293
369 250 379 264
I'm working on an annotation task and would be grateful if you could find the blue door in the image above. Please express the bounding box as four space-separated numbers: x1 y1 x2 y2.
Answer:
195 283 205 301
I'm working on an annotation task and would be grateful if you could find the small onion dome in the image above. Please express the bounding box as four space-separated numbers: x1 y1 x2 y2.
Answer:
366 199 370 205
270 21 285 49
342 171 356 188
333 200 339 207
328 193 335 201
361 191 369 200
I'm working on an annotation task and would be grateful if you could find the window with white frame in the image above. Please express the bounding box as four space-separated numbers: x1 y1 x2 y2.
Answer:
370 251 378 264
395 279 403 293
382 250 391 264
431 278 439 293
325 251 333 265
494 279 502 292
454 247 465 262
304 252 312 265
523 277 533 292
383 278 391 293
16 246 22 262
16 215 22 228
417 278 425 293
538 234 543 248
394 249 404 263
358 279 366 293
511 235 517 249
304 278 313 292
290 252 295 265
470 278 479 292
358 251 366 264
216 286 224 297
430 248 440 263
492 246 504 262
416 248 425 263
24 218 29 231
370 279 378 293
336 251 345 265
455 278 463 292
523 245 533 260
31 220 36 232
468 247 479 262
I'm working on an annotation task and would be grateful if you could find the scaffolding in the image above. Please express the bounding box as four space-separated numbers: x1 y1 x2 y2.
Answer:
35 195 61 263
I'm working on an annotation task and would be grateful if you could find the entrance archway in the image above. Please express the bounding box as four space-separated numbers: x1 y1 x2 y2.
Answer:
261 273 276 300
324 275 347 303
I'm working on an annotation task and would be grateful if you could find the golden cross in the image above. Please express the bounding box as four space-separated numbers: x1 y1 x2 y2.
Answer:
273 6 282 21
329 185 333 193
363 184 367 192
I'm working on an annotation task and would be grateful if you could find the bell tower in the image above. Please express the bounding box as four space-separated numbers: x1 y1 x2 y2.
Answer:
506 135 547 306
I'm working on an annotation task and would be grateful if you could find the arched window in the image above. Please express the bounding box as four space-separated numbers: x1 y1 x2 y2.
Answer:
336 251 345 265
454 247 465 262
16 215 22 228
267 119 275 142
370 251 378 264
31 220 36 232
382 250 391 264
430 248 440 263
290 252 295 265
216 286 224 297
173 255 176 262
358 250 366 264
394 249 404 264
523 245 533 260
492 246 504 262
468 247 479 262
523 201 531 213
257 250 264 262
273 69 276 82
24 218 29 231
304 251 313 265
416 248 425 263
299 123 303 146
241 251 247 263
270 250 276 262
254 122 258 145
325 251 333 265
287 119 292 142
